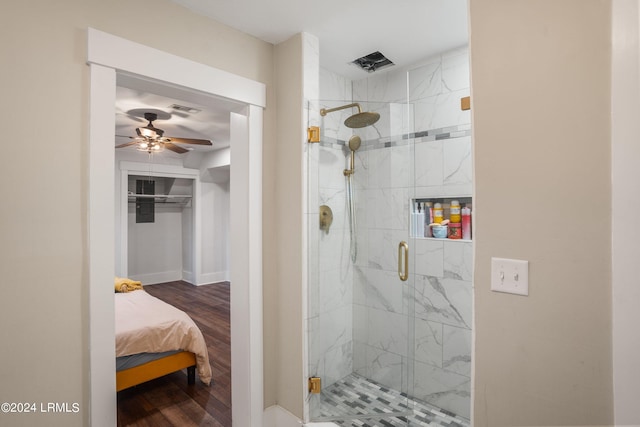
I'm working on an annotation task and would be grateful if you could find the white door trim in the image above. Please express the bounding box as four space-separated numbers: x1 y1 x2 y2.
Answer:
87 28 265 426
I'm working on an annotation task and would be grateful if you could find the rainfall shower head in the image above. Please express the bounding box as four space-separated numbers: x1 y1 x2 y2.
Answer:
345 111 380 128
348 135 361 151
320 103 380 128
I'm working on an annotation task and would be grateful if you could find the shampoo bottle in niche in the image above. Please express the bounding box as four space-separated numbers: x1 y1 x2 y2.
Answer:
424 201 433 237
416 203 425 238
450 200 461 223
433 203 443 224
461 207 471 240
411 202 417 237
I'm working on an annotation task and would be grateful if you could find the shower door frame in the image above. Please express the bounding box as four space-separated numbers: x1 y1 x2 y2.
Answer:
306 98 417 425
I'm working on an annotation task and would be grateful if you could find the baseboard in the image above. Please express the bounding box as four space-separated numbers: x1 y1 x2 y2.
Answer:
182 269 194 285
198 270 230 285
130 270 182 285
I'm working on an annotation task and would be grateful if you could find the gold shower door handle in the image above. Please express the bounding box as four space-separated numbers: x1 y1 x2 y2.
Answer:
398 241 409 281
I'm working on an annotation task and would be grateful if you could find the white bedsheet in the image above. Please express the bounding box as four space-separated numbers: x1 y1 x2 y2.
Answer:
115 289 212 385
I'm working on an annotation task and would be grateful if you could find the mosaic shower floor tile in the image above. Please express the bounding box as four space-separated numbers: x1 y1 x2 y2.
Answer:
313 373 469 427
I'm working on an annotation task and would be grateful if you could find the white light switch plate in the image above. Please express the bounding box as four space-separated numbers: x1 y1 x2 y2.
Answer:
491 257 529 296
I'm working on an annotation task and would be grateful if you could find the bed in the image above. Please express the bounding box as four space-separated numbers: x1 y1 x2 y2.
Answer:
114 288 212 391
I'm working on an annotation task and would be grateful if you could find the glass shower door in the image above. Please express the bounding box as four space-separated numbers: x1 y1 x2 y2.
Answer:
307 99 416 424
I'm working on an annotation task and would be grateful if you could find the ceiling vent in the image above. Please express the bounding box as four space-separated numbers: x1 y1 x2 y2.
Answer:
351 51 395 73
169 104 201 114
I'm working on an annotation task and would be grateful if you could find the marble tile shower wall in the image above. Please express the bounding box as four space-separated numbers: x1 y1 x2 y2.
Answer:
309 47 472 419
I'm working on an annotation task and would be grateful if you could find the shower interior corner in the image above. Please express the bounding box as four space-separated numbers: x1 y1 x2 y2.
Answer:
306 47 473 426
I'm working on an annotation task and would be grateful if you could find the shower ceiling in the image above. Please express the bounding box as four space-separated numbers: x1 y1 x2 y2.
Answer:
169 0 468 80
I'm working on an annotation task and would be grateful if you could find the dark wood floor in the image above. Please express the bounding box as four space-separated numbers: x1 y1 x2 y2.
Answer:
117 280 231 427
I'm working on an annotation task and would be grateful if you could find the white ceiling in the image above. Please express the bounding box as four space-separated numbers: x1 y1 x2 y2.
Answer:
115 0 468 157
169 0 469 80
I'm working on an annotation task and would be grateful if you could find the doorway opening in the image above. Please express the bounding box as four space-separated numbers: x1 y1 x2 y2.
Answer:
88 28 265 426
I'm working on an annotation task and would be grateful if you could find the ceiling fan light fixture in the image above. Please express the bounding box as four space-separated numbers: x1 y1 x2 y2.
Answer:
117 111 213 155
137 127 157 138
136 141 163 153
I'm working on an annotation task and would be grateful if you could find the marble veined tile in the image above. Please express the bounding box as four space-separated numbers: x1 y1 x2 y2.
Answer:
414 140 444 188
409 59 443 101
367 307 408 356
319 145 349 190
442 50 470 94
443 240 473 281
320 67 352 102
354 71 408 104
352 265 367 306
353 304 368 345
431 89 471 130
414 317 443 367
357 343 406 393
368 229 407 272
413 360 471 419
318 222 349 273
390 144 411 188
316 305 353 358
352 78 367 104
307 316 323 378
442 325 471 377
352 149 368 190
369 187 409 231
318 267 352 314
319 187 346 230
443 136 472 186
364 268 404 314
367 147 391 189
323 341 353 388
414 239 444 278
413 275 472 329
303 33 319 101
320 102 355 142
412 95 438 134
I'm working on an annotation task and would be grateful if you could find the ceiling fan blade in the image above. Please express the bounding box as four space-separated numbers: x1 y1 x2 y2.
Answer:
164 143 189 154
115 141 139 148
167 137 212 146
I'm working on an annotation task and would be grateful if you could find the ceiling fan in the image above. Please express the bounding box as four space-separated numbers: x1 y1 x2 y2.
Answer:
116 112 212 154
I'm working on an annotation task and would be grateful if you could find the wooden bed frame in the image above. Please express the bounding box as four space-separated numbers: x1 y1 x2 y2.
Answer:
116 351 197 392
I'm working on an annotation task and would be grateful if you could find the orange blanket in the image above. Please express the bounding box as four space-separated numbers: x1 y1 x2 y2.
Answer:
114 290 212 385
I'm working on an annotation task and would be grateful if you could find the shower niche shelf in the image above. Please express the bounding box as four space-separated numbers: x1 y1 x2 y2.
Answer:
410 196 472 241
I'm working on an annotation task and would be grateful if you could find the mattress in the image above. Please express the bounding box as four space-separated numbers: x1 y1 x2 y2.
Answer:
116 350 182 371
115 289 212 385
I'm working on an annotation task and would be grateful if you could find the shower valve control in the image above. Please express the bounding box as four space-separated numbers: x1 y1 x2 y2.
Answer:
491 257 529 296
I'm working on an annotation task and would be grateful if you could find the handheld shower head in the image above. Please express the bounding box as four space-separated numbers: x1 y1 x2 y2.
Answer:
344 135 361 177
348 135 361 151
320 103 380 128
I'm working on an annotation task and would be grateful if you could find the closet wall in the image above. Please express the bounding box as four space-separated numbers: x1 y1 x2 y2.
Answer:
127 175 193 284
116 152 230 285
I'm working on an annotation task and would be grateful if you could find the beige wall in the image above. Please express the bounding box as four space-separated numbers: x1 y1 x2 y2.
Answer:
470 1 613 426
0 1 275 426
